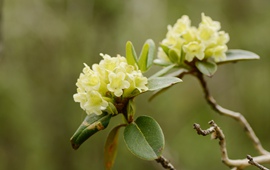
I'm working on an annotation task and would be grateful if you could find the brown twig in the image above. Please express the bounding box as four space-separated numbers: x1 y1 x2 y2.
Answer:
193 123 215 136
156 155 176 170
196 72 269 155
194 121 270 169
247 155 270 170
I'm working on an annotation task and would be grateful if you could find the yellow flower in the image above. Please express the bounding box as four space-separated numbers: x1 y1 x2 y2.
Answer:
107 72 130 97
217 31 230 45
84 91 109 115
205 45 228 61
198 25 218 46
200 13 221 31
183 42 205 62
172 15 191 35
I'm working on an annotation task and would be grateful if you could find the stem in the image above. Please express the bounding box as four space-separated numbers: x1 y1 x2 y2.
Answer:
196 72 269 155
194 120 270 169
247 155 270 170
155 155 176 170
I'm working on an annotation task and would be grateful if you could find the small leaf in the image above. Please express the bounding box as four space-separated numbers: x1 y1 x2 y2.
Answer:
160 44 170 57
149 69 188 101
126 41 138 66
153 58 172 66
217 49 260 64
138 39 155 72
168 49 179 64
70 112 112 150
124 116 165 160
149 64 176 79
195 60 217 77
104 124 125 170
126 99 136 123
148 77 182 91
138 42 149 72
145 39 155 69
179 48 186 65
106 102 118 115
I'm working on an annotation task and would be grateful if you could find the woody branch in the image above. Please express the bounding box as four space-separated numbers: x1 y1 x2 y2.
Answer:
196 72 269 155
194 120 270 169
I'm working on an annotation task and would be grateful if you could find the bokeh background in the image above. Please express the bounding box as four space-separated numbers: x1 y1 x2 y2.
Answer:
1 0 270 170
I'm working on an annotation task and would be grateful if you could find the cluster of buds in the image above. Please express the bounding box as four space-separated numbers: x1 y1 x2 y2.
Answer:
73 53 148 116
155 13 230 66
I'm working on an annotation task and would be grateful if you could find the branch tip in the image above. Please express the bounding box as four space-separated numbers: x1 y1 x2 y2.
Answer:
247 155 269 170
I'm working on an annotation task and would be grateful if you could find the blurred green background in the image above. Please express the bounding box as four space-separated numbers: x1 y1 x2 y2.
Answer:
1 0 270 170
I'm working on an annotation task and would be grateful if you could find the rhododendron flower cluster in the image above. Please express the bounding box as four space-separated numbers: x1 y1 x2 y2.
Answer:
73 54 148 115
155 13 230 65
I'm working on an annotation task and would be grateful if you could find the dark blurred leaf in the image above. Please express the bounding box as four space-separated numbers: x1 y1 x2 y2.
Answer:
195 60 217 77
104 124 125 170
148 77 182 91
124 116 164 160
217 49 260 64
70 112 112 150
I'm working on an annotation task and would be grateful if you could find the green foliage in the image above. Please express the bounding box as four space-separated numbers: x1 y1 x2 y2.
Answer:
217 49 260 64
126 39 156 72
195 60 217 77
168 49 180 64
149 64 176 78
70 112 112 150
123 116 165 160
138 39 156 71
194 49 260 77
148 77 182 91
126 41 138 67
126 99 136 123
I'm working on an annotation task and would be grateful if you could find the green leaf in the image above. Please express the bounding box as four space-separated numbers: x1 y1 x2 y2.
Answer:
217 49 260 64
195 60 217 77
138 39 155 72
145 39 155 69
70 112 112 150
126 41 138 66
126 99 136 123
168 49 179 64
153 58 172 66
124 116 165 160
160 43 170 56
179 48 186 65
106 102 118 115
148 77 182 91
149 64 176 79
104 124 125 170
138 42 149 72
149 69 188 101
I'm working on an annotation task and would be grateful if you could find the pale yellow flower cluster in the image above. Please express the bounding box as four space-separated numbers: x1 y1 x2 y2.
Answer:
73 54 148 115
156 13 229 65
